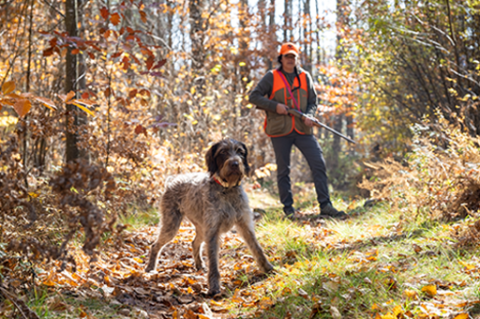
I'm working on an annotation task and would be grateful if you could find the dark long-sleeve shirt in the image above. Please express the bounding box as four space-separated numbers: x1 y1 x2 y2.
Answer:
249 67 318 117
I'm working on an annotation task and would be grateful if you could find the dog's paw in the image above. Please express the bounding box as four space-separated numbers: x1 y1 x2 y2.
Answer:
262 263 274 273
206 289 222 298
145 265 156 273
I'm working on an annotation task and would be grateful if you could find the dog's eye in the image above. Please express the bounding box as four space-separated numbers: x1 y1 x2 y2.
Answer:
237 149 245 156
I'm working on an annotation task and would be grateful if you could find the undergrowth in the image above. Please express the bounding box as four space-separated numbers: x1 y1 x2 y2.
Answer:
359 116 480 247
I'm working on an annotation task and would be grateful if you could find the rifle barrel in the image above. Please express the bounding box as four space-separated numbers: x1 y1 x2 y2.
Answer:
287 109 356 144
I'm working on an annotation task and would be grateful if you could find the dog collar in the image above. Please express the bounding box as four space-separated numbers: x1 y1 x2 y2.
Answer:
213 177 223 186
212 176 241 189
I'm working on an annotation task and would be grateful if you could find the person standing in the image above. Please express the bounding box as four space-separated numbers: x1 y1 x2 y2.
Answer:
249 42 347 220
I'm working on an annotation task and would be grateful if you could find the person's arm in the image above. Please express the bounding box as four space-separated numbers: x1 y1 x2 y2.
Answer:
249 72 279 113
305 72 318 117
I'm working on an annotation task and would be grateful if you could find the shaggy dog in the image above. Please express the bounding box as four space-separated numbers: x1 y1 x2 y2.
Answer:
145 138 274 295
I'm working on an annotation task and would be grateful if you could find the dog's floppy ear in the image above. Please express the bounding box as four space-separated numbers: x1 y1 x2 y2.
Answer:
239 141 250 176
205 142 220 177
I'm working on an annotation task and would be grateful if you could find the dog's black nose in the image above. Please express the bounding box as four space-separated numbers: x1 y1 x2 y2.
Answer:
230 161 239 168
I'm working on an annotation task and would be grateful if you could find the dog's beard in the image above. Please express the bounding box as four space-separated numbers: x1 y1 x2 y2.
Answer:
217 159 245 188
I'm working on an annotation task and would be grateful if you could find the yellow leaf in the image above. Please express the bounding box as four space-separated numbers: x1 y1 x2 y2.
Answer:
13 99 32 117
392 305 403 317
453 314 469 319
421 284 437 297
70 101 96 116
380 313 396 319
403 289 418 300
231 289 244 304
239 62 246 66
133 257 142 263
459 261 476 270
371 303 380 310
2 81 15 95
210 300 223 307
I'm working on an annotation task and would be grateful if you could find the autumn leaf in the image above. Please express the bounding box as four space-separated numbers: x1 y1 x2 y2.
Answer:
2 81 15 95
134 124 147 136
153 59 167 69
13 99 32 117
412 244 422 254
59 90 76 103
403 289 418 300
453 314 469 319
43 47 54 57
129 89 138 99
392 305 403 317
70 100 96 117
110 13 121 26
33 96 57 111
71 49 80 55
330 305 342 319
139 10 147 23
100 7 109 20
145 56 154 70
421 284 437 297
298 288 309 300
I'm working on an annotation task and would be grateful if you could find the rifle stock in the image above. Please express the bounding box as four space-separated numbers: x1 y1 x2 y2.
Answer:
287 109 356 144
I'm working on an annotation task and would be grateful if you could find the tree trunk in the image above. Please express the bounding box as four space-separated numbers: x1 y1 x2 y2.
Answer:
77 0 88 160
315 0 321 65
331 0 349 166
268 0 276 70
65 0 79 163
189 0 205 73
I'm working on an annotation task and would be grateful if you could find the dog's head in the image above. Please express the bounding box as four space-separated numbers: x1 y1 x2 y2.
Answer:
205 138 250 188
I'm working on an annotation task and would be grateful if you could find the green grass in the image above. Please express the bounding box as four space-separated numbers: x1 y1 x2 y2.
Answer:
228 190 479 318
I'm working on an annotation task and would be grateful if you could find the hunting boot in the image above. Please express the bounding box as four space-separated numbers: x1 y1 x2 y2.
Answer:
315 204 348 220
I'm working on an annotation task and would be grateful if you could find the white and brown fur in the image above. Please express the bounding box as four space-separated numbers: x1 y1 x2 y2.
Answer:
145 138 274 295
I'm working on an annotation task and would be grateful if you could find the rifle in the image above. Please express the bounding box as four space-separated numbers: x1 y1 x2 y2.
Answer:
287 109 356 144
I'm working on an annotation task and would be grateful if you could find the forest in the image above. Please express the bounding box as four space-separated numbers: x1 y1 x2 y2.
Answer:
0 0 479 318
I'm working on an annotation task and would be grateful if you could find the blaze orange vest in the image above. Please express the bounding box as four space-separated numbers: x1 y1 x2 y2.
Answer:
264 69 311 137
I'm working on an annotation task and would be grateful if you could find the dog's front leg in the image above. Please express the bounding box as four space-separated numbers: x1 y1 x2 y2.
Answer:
236 216 274 273
205 228 221 296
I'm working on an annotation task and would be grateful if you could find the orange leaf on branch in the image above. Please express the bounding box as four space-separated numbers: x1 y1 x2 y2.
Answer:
13 99 32 117
43 47 54 57
2 81 15 95
145 56 154 70
139 10 147 23
100 7 109 20
110 13 121 26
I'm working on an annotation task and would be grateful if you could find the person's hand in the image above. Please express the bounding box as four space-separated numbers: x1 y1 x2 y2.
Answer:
276 103 289 115
303 116 314 127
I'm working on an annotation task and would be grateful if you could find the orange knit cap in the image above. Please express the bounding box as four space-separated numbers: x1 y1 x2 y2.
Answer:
279 43 300 56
